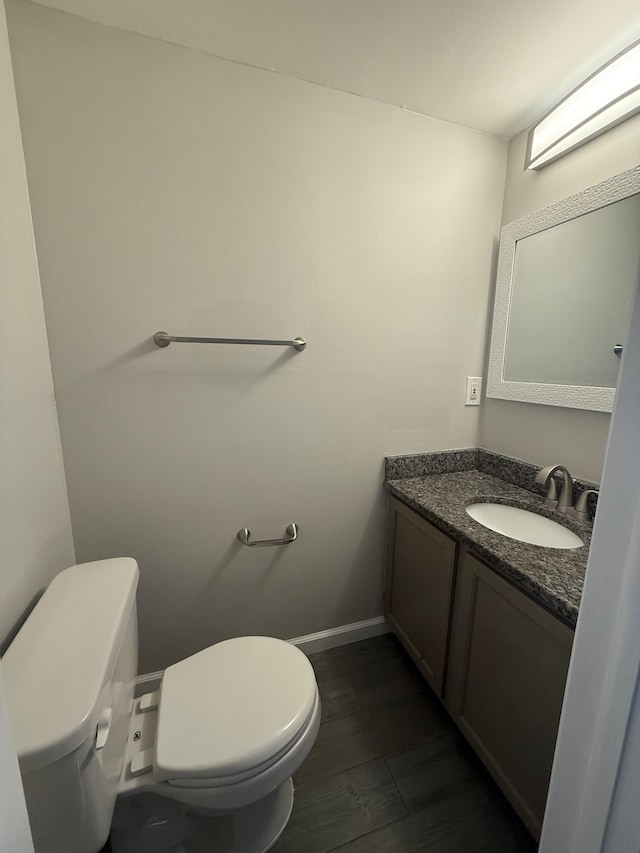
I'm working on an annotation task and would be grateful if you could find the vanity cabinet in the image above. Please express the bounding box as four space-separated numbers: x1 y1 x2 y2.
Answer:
384 497 457 697
384 498 574 839
446 550 573 837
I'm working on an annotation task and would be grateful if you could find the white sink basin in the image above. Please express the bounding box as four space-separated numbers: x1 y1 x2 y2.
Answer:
465 503 584 549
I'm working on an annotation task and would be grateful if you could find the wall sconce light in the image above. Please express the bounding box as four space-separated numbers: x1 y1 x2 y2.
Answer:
526 39 640 170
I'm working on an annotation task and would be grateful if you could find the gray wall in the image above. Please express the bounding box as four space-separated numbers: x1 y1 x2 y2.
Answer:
7 1 507 672
0 0 74 650
479 118 640 483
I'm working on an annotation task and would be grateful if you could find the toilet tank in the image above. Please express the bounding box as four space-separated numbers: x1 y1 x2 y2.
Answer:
3 558 139 853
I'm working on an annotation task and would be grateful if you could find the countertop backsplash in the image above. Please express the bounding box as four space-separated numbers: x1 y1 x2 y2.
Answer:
385 447 600 514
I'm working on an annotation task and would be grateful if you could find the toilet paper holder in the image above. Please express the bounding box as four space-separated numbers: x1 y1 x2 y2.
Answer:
237 523 298 547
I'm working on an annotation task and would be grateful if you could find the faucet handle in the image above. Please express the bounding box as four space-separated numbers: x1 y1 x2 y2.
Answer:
572 489 599 522
535 464 559 508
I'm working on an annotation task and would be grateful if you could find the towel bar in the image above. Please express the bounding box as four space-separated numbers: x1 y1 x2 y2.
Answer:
154 331 306 351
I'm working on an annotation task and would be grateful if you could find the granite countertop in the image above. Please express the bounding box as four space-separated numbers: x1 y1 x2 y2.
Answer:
386 468 591 627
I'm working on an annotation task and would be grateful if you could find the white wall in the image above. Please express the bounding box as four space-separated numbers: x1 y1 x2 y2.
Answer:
478 117 640 483
1 0 70 846
6 1 507 673
0 0 74 649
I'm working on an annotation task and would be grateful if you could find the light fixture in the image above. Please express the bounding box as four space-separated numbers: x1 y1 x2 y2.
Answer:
526 39 640 170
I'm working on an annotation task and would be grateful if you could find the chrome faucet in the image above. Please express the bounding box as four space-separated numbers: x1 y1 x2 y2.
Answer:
535 464 575 515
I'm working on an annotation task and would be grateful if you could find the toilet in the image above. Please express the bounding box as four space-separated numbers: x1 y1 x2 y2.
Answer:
2 558 321 853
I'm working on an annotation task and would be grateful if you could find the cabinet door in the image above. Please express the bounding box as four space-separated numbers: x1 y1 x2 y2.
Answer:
446 550 574 839
384 497 457 697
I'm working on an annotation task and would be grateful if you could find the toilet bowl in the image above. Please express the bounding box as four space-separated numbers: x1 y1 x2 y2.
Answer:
3 558 320 853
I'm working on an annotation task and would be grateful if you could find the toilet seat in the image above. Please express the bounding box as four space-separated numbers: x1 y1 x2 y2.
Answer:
155 636 318 785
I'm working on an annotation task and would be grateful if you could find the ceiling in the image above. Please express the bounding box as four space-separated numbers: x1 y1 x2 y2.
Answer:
25 0 640 138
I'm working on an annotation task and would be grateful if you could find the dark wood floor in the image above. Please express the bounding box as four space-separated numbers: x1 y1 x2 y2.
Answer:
104 634 537 852
270 633 538 853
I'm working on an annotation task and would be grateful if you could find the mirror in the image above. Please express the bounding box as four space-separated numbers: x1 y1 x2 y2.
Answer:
487 165 640 412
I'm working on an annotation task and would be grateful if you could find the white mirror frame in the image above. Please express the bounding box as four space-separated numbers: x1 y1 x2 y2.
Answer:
487 164 640 413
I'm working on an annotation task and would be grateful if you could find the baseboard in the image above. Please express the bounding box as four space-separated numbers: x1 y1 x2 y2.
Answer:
287 616 390 655
134 616 390 691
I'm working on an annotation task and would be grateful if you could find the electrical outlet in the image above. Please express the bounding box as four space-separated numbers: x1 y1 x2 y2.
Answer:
465 376 482 406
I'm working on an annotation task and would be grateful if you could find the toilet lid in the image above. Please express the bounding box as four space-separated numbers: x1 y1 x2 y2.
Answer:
155 636 317 781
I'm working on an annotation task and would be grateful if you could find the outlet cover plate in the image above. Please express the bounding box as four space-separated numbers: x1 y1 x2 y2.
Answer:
465 376 482 406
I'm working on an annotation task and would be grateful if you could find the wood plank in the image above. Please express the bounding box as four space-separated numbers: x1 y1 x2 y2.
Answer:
295 688 450 788
324 784 537 853
314 670 361 723
387 729 494 812
271 759 407 853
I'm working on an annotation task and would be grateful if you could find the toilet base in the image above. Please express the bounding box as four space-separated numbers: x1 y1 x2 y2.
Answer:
109 779 294 853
